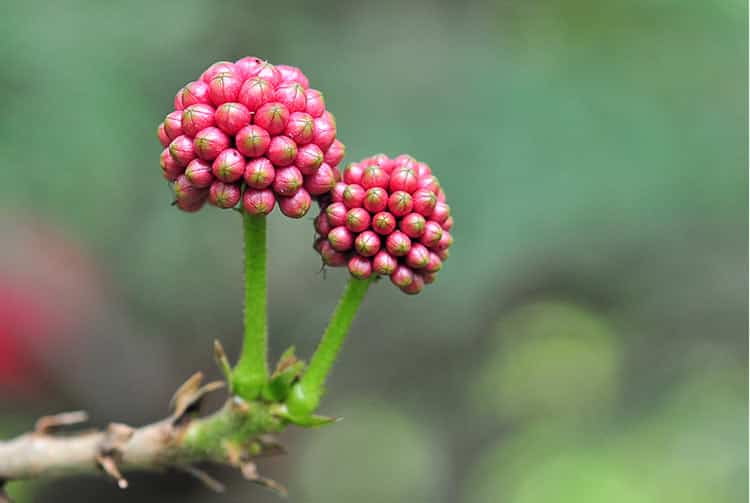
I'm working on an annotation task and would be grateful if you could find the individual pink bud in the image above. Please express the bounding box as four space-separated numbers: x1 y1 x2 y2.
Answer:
363 187 388 213
278 187 312 218
193 127 230 161
437 249 450 261
254 102 290 136
436 188 446 202
343 163 364 184
208 72 243 105
181 104 216 137
317 239 347 267
354 230 381 257
304 89 325 117
314 212 332 236
372 251 398 275
331 182 347 203
312 114 336 151
209 181 242 208
418 174 441 194
277 65 309 88
295 143 324 174
430 201 450 224
328 226 354 252
324 139 346 168
214 102 251 135
371 211 397 235
400 213 426 238
185 158 214 188
157 123 170 147
425 252 443 273
442 216 454 231
174 175 207 205
160 148 183 181
401 273 424 295
420 221 444 248
345 208 371 233
249 61 281 87
242 188 276 215
176 195 208 212
169 135 196 167
343 184 366 209
416 162 432 178
360 165 389 189
164 111 184 140
387 190 413 217
244 157 275 189
394 154 417 171
238 77 274 112
348 255 373 279
274 82 307 113
272 165 303 196
212 149 245 183
422 272 437 284
304 162 336 196
176 80 211 110
235 124 271 158
201 61 238 83
326 202 347 227
406 243 430 269
234 56 264 79
385 231 412 256
389 166 418 193
368 153 390 168
412 188 437 217
435 230 453 251
267 136 298 167
390 265 414 289
285 112 315 145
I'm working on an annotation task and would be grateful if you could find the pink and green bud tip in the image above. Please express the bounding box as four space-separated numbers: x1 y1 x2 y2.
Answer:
272 166 303 196
236 125 270 158
181 104 215 137
244 157 275 189
212 148 245 183
278 188 312 218
242 188 276 216
348 255 373 279
267 136 298 167
209 181 242 209
193 127 230 161
328 226 353 252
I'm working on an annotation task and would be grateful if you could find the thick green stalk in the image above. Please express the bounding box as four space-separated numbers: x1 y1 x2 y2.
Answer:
287 277 373 417
233 212 268 400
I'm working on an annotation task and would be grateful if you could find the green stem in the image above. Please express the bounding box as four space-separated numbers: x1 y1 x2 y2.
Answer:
232 212 268 400
287 277 373 417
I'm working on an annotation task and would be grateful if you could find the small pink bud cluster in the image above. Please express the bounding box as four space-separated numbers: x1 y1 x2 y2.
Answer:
157 57 345 217
313 154 453 294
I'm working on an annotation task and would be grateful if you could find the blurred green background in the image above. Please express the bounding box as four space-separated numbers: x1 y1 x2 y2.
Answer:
0 0 746 501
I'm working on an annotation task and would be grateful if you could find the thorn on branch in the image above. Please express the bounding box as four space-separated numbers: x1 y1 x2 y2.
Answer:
213 340 234 391
96 423 135 489
34 411 89 434
178 465 226 493
240 462 288 497
170 372 225 426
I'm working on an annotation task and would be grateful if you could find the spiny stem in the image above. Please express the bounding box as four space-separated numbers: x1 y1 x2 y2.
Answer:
287 277 373 416
233 212 268 400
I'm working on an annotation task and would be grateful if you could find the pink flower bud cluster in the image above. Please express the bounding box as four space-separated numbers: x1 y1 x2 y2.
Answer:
157 57 345 217
313 154 453 294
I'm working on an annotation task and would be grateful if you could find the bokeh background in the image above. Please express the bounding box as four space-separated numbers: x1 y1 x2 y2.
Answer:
0 0 746 501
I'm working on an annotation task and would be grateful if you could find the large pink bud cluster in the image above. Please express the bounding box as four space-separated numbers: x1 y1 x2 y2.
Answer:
313 154 453 294
157 57 344 217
